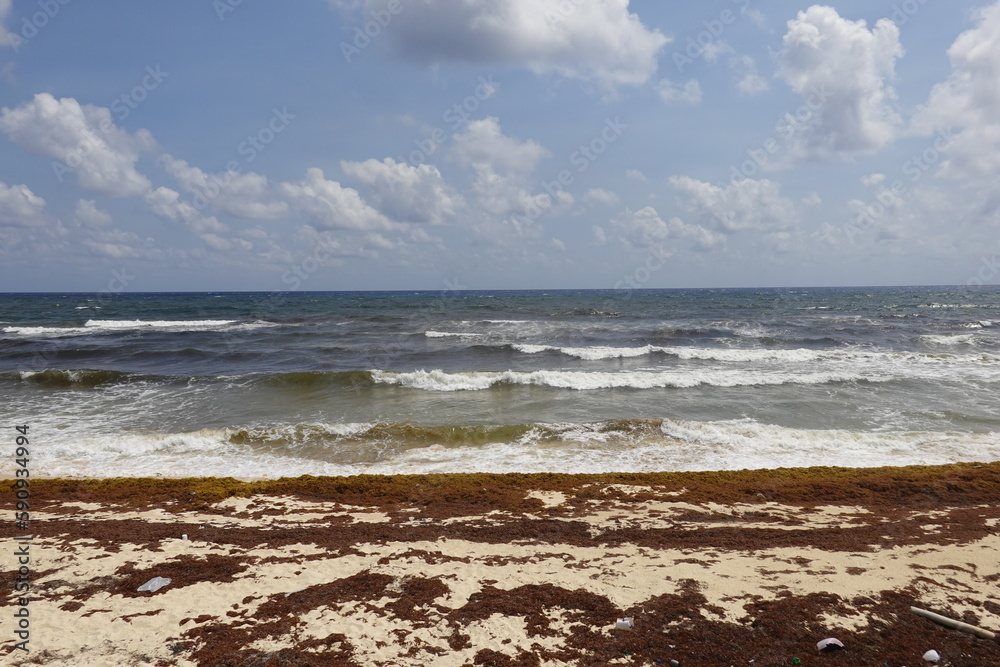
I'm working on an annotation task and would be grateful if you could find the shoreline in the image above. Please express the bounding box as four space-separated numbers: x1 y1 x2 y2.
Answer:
4 463 1000 665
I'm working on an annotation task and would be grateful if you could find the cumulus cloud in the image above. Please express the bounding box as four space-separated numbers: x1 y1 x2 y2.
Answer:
73 199 113 228
158 155 289 220
735 56 769 95
341 157 462 225
0 182 46 227
669 176 799 233
655 79 702 106
346 0 668 90
0 93 154 196
584 188 619 206
861 173 886 188
280 167 393 231
777 5 903 162
449 117 553 217
450 117 548 173
144 185 229 252
910 1 1000 179
610 205 724 251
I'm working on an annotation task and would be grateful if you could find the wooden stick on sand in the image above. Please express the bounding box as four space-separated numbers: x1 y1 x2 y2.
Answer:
911 606 997 641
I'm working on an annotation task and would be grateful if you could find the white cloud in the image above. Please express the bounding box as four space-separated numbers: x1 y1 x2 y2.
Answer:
79 226 163 260
340 157 462 225
280 167 393 231
625 168 648 183
145 186 227 236
584 188 619 206
0 182 46 227
801 192 822 207
450 117 551 217
159 155 289 220
73 199 113 228
777 5 903 162
450 117 548 173
0 93 154 196
861 173 886 188
669 176 799 233
736 56 769 95
348 0 668 90
910 1 1000 179
699 41 769 95
611 206 724 251
701 41 731 63
656 78 702 106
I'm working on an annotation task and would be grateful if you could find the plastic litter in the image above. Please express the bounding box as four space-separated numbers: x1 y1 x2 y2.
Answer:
817 638 844 652
615 617 633 630
137 576 171 593
923 649 941 663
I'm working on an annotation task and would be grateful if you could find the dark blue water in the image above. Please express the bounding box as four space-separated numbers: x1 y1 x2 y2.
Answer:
2 287 999 477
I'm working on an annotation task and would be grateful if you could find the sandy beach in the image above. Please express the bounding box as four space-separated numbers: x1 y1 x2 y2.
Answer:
3 463 1000 666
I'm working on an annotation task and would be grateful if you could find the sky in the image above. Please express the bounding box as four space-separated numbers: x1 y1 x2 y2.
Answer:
0 0 998 292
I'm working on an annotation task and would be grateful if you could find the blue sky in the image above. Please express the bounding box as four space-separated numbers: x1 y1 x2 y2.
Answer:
0 0 998 291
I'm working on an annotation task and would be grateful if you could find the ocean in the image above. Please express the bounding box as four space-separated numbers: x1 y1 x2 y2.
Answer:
2 287 1000 479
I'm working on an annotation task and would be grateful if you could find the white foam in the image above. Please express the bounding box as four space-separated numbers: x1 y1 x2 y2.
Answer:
3 319 275 337
513 344 551 354
425 331 485 338
513 344 1000 370
919 334 978 346
371 368 887 391
28 419 1000 478
85 319 236 330
3 326 91 337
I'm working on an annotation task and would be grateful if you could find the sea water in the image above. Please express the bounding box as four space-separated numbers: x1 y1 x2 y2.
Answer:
2 287 999 478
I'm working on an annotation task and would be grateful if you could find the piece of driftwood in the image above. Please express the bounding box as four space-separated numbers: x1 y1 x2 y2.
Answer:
911 606 997 641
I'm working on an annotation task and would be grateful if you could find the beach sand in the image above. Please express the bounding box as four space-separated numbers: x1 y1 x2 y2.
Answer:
3 464 1000 666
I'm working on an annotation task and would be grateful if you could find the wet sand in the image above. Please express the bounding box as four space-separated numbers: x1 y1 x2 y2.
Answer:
3 463 1000 666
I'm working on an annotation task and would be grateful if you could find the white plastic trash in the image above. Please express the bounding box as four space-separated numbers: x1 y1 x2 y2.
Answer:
923 649 941 663
615 617 633 630
816 638 844 652
137 576 171 593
